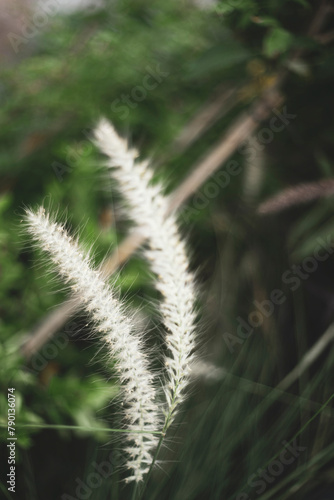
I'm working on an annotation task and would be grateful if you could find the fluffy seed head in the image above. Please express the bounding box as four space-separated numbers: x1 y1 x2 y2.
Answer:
94 119 198 426
25 206 160 482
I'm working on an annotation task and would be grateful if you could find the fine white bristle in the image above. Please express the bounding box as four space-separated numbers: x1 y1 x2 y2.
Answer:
94 118 198 428
25 207 160 483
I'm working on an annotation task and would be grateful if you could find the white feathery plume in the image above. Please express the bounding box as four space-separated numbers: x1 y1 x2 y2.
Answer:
25 207 160 483
94 119 198 428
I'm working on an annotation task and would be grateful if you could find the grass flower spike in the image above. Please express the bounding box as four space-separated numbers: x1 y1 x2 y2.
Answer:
25 207 160 483
94 119 198 428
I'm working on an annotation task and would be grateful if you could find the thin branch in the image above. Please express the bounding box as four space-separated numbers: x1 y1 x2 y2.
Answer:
307 0 333 38
169 87 282 212
314 29 334 44
22 0 330 359
21 85 283 360
257 179 334 215
167 86 237 155
276 323 334 391
21 299 79 359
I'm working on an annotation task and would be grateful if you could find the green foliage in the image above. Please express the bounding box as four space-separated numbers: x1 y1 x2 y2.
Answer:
1 0 334 498
263 27 293 56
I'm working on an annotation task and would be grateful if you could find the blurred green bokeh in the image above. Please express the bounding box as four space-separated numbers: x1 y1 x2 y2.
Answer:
1 1 334 499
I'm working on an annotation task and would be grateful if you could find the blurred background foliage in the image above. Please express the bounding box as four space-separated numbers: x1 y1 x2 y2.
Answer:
1 0 334 499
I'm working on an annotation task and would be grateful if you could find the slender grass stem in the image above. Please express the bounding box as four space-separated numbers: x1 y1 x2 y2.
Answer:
0 423 163 435
227 393 334 500
136 433 165 500
0 481 13 500
135 389 178 500
131 482 139 500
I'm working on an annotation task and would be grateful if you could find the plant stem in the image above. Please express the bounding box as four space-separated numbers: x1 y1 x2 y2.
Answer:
0 423 163 435
131 482 139 500
135 390 178 500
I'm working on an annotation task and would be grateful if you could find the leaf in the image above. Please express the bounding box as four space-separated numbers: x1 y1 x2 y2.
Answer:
215 4 235 15
290 215 334 261
263 28 293 57
0 194 12 215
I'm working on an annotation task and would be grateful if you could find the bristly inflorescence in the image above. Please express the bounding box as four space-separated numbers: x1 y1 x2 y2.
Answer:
94 119 198 428
25 118 199 486
25 207 160 483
